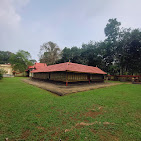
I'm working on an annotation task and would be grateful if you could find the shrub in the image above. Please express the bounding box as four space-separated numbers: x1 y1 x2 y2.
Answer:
0 73 3 80
0 69 7 80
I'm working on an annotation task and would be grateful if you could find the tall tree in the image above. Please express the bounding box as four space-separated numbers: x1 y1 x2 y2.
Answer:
117 28 141 74
0 51 13 64
60 47 71 62
104 18 121 42
103 18 122 74
81 41 99 66
58 18 141 75
9 50 33 72
69 46 82 63
29 59 37 65
39 41 61 65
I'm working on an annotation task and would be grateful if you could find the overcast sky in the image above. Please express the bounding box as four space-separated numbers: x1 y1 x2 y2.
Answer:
0 0 141 61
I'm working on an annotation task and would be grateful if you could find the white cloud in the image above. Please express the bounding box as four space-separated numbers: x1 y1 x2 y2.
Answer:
0 0 30 28
0 0 19 28
0 0 31 57
0 0 141 61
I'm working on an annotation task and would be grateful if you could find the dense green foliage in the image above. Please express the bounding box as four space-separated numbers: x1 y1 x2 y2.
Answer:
0 73 2 80
0 78 141 140
0 70 3 80
9 50 34 72
0 50 36 73
0 51 13 64
59 19 141 75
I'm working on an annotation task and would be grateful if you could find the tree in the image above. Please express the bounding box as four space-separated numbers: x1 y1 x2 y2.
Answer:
56 18 141 75
60 47 71 62
9 50 33 72
39 41 61 65
103 18 122 74
104 18 141 75
29 59 37 64
81 41 99 66
116 28 141 74
104 18 121 42
69 46 82 63
0 51 13 64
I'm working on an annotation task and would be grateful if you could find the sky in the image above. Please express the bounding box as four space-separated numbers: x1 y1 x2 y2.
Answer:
0 0 141 61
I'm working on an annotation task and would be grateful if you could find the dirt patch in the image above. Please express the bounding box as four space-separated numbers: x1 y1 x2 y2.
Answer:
85 110 102 118
20 130 31 140
23 78 121 96
62 120 67 125
69 115 78 121
50 127 63 141
84 105 103 118
51 131 59 137
103 122 115 125
90 128 119 141
65 121 115 133
98 130 119 141
65 105 114 133
36 114 41 118
37 126 45 130
64 122 99 132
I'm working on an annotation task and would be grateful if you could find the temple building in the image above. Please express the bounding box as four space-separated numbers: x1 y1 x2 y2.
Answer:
29 62 107 85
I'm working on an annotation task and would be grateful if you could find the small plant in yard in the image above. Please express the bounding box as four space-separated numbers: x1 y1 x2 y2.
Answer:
0 73 2 80
0 69 7 80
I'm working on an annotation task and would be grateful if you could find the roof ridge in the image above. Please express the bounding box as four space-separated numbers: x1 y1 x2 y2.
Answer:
69 62 96 67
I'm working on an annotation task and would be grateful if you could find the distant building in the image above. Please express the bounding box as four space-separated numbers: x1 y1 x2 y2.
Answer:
0 64 13 77
29 62 107 85
26 63 47 77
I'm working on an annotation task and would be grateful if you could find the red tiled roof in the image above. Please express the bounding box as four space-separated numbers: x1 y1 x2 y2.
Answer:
28 66 34 69
34 63 47 69
31 62 106 74
26 63 47 71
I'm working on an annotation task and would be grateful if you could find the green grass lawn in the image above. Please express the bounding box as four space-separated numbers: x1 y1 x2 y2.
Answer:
0 77 141 141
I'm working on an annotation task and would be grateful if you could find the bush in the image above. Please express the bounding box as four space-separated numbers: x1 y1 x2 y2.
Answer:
0 69 7 80
0 73 3 80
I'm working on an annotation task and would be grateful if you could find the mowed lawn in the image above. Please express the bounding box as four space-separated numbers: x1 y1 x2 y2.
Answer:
0 78 141 141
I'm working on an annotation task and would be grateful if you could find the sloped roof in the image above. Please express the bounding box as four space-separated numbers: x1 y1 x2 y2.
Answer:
31 62 106 74
34 63 47 69
28 66 34 69
26 63 47 71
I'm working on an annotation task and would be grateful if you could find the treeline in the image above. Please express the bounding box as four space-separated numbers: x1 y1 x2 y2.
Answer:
40 18 141 75
0 51 12 64
0 50 36 72
1 18 141 75
59 27 141 75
